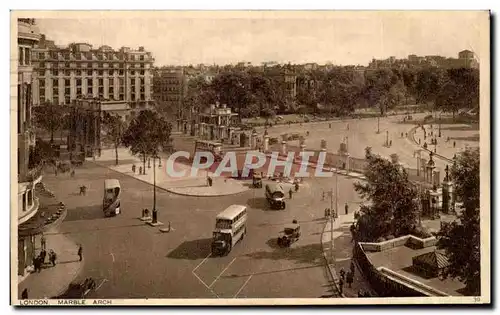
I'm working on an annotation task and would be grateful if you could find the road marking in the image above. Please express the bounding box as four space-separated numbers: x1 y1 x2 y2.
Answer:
95 279 108 291
193 253 211 273
209 257 237 288
110 253 115 262
233 275 252 298
192 270 220 298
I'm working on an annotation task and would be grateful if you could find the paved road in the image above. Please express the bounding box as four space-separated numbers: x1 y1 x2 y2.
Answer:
42 162 362 299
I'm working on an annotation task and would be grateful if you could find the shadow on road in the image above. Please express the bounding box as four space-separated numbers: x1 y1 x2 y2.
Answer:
64 205 106 222
245 242 323 265
166 238 212 260
246 197 269 211
265 238 282 250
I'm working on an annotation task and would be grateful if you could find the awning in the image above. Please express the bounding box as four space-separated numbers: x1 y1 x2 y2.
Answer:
18 202 67 237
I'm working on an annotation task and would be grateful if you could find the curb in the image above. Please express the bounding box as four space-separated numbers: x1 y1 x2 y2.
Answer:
164 185 250 197
89 160 251 198
320 219 344 298
53 258 85 298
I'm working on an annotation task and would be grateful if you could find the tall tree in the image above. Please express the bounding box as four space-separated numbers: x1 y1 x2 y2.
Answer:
415 68 447 105
32 101 67 143
436 68 479 118
362 69 402 115
211 72 251 122
354 147 419 241
102 112 125 166
122 110 172 173
437 148 480 295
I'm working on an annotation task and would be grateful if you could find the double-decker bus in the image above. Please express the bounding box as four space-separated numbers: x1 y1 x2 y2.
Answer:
211 205 248 256
103 179 121 217
194 140 223 162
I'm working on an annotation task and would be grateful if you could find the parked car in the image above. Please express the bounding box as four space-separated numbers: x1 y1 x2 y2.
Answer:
54 278 96 299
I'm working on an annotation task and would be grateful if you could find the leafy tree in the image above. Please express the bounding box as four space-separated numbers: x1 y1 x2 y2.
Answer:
211 72 252 122
318 67 362 116
436 68 479 118
362 69 402 116
122 110 172 173
102 112 125 166
354 147 419 241
437 148 480 295
32 101 67 143
402 68 418 104
415 68 447 105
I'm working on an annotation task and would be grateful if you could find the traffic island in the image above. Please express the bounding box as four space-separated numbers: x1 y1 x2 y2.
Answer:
147 221 164 227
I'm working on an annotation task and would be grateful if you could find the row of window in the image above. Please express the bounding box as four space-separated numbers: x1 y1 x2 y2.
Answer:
39 93 147 104
37 62 147 69
36 52 149 62
38 69 147 76
39 78 145 88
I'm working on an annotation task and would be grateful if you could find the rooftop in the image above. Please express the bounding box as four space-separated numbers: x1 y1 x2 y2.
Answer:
366 244 466 296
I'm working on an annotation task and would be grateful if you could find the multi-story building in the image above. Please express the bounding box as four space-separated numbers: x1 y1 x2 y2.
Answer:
31 39 155 114
152 66 186 118
16 18 44 276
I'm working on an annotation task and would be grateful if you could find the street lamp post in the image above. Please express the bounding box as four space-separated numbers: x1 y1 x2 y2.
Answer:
152 155 158 224
438 113 442 137
377 116 380 134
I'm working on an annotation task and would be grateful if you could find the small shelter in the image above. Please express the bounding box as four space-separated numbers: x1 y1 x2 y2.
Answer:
412 250 450 278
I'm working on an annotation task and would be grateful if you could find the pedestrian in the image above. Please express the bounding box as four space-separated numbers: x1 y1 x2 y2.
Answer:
54 166 58 177
40 233 46 250
139 166 142 175
418 138 421 145
401 132 403 138
132 164 136 173
322 191 325 201
389 140 392 147
324 208 328 218
453 141 456 148
33 256 40 273
78 244 83 262
289 188 293 199
329 123 332 129
350 260 355 275
70 169 75 177
405 132 408 138
346 271 354 288
345 202 349 215
338 278 344 295
49 250 57 266
208 177 213 187
21 288 28 300
40 249 47 265
294 182 299 192
339 268 346 281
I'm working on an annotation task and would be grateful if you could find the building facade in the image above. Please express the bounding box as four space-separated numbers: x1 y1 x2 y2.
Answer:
16 18 44 276
152 66 186 117
31 40 155 108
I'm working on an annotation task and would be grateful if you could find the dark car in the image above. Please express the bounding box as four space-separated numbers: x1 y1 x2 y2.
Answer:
277 223 301 247
54 278 96 299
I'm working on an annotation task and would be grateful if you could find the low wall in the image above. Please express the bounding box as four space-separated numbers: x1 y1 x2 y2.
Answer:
360 235 437 252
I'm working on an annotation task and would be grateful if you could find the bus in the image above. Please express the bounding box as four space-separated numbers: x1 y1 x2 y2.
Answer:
103 179 121 217
194 140 223 162
265 183 286 210
211 205 248 256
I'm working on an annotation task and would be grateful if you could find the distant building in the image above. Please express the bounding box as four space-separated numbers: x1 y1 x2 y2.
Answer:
31 39 155 108
152 66 186 117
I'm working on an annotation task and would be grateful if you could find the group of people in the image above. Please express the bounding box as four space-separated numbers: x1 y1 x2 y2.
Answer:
338 260 356 295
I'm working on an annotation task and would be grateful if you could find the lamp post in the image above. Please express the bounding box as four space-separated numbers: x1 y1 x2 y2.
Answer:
152 155 158 224
377 116 380 134
438 113 442 138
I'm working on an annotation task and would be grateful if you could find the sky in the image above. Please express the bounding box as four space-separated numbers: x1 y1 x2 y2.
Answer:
30 11 486 67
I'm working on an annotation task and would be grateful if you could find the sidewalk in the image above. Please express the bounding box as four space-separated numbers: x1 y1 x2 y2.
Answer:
321 211 375 298
18 227 83 299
